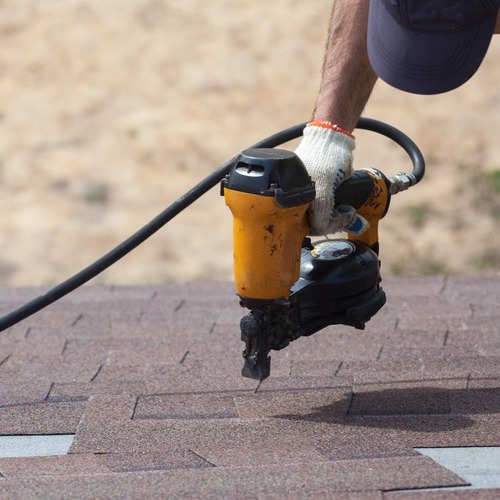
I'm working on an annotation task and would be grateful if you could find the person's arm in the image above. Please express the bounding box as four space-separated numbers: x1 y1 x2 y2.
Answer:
295 0 377 235
313 0 377 132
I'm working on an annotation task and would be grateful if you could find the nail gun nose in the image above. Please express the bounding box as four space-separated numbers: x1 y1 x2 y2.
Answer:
240 312 271 381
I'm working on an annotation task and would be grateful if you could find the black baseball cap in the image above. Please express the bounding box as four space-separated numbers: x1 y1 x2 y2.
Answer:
367 0 499 94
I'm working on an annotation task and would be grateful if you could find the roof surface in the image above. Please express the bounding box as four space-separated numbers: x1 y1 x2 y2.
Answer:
0 275 498 498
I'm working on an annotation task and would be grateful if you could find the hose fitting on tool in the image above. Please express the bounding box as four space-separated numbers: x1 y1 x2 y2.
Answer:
389 172 417 194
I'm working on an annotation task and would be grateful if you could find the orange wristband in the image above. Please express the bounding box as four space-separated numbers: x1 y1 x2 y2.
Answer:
308 120 355 140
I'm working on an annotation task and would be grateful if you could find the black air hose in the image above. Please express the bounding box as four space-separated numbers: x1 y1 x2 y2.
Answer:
0 118 424 331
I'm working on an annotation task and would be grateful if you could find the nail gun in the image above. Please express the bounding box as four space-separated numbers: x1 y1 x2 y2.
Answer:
221 120 424 381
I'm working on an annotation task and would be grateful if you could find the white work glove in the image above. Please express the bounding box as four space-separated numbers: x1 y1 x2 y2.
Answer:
295 121 368 236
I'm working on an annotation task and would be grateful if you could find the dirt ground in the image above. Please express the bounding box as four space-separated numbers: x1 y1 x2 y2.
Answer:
0 0 499 287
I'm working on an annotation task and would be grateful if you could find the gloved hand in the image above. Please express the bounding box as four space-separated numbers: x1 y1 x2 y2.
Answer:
295 121 368 236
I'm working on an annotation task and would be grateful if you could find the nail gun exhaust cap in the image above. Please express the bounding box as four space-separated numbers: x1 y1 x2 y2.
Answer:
223 148 315 208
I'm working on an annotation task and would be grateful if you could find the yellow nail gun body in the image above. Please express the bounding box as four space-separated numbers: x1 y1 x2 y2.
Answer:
223 149 314 302
222 148 392 380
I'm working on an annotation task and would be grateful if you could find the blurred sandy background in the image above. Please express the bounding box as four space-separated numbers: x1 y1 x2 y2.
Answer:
0 0 498 286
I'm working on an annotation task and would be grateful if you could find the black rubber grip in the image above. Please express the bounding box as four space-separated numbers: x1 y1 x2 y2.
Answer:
335 171 375 210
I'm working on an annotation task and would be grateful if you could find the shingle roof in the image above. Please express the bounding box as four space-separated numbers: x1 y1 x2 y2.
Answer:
0 276 498 498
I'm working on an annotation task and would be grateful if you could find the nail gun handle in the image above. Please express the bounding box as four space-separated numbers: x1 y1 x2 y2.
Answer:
335 169 391 253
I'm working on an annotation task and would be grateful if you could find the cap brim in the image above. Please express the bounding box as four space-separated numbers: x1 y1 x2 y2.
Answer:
367 0 497 94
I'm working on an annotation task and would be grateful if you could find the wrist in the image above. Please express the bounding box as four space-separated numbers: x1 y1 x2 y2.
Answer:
307 120 355 140
312 93 359 133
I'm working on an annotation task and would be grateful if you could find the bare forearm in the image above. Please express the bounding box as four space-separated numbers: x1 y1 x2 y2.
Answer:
313 0 377 132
